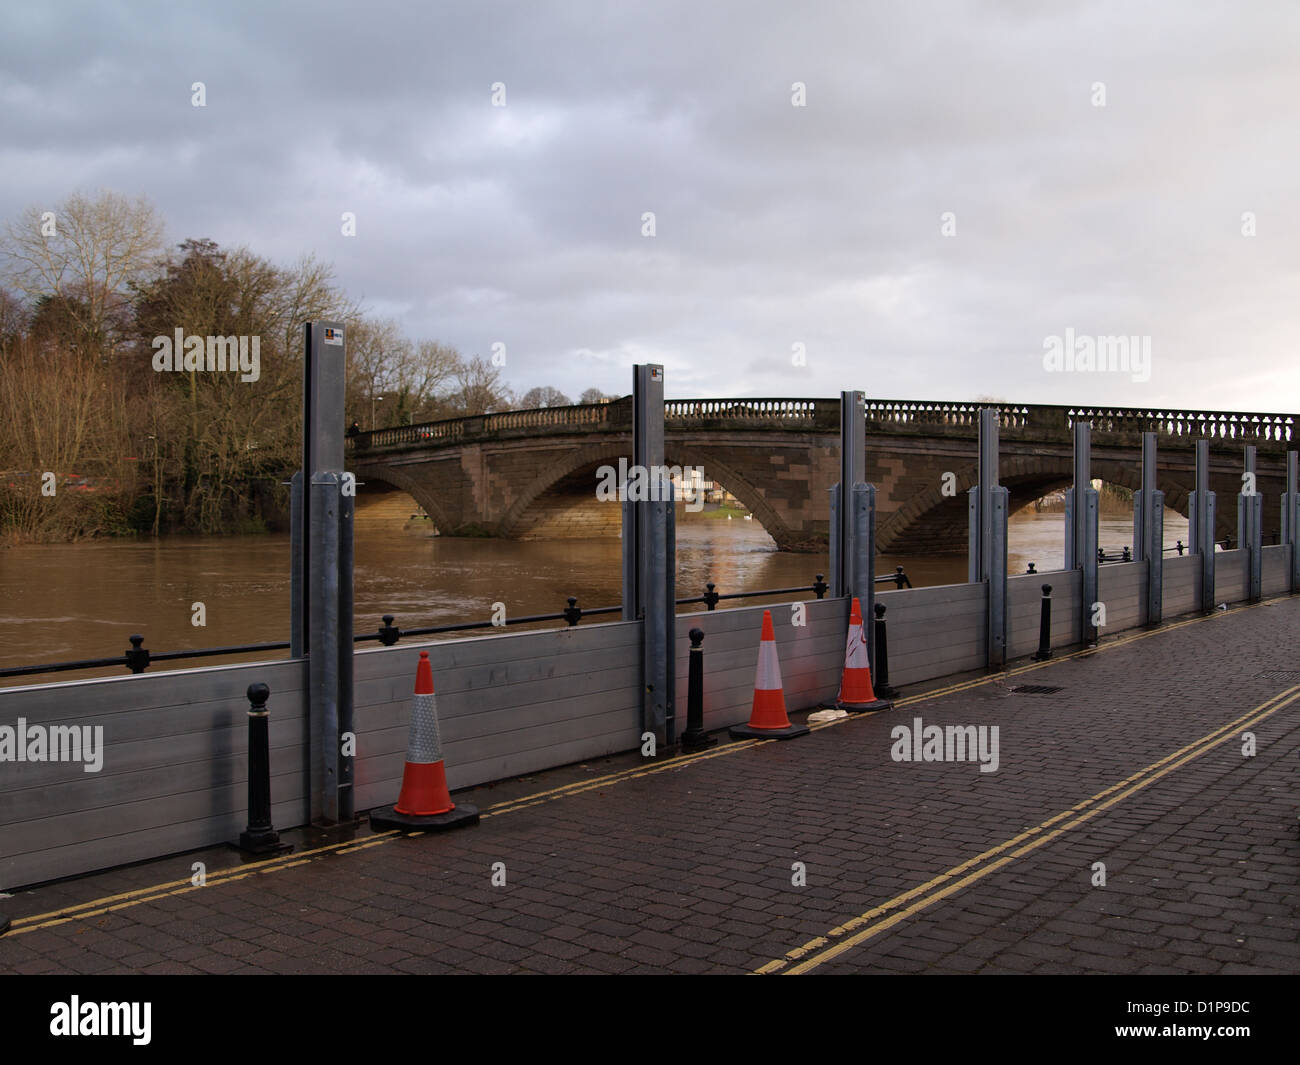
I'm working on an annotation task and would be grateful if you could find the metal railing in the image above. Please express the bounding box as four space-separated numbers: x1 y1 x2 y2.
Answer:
0 568 910 680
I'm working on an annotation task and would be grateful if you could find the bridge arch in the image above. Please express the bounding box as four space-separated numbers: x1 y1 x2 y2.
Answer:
876 455 1150 553
496 441 797 547
349 461 456 535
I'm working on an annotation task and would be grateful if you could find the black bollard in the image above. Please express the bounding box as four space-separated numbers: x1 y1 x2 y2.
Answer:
1122 546 1131 563
377 614 401 646
1176 540 1185 556
703 582 720 610
563 596 582 626
125 634 150 674
1033 584 1053 661
679 629 717 752
1026 562 1037 574
238 683 292 857
812 574 828 599
872 603 900 699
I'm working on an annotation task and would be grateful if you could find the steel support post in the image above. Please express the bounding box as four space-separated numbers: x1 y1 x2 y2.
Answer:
290 470 304 659
1239 446 1262 602
1284 452 1300 594
302 321 348 824
630 365 671 749
988 486 1009 669
828 483 842 598
851 482 876 669
1066 421 1099 643
967 409 1007 669
833 391 866 602
1189 440 1216 614
1132 434 1163 627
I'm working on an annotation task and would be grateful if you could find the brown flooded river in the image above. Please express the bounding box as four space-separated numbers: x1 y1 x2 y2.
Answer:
0 506 1187 685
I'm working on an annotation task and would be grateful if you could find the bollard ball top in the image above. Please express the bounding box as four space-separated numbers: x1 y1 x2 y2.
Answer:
874 602 886 618
1042 584 1052 596
689 628 704 647
247 682 270 706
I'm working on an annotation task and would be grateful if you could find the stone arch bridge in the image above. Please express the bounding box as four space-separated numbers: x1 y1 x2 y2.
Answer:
346 398 1296 553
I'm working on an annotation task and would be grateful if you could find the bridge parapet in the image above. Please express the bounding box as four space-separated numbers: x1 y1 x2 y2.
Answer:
861 398 1293 445
348 394 1296 454
664 397 839 430
348 398 632 451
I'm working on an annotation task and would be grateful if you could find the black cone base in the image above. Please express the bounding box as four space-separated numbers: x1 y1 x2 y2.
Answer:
370 803 479 832
729 722 810 740
837 698 894 713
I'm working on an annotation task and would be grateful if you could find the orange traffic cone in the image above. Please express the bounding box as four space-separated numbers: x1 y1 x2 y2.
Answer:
370 651 479 832
836 597 893 713
729 610 809 740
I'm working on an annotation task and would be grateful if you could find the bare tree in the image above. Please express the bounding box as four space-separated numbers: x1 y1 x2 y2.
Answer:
519 385 572 409
0 190 165 357
344 317 410 428
579 387 613 404
453 355 512 415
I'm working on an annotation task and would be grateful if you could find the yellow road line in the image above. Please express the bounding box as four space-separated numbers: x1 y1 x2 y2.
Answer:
758 684 1300 974
3 597 1281 936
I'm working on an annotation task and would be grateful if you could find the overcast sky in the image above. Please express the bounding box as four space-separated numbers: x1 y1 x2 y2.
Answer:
2 0 1298 414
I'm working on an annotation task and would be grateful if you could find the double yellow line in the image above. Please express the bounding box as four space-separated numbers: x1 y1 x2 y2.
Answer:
2 597 1284 941
756 682 1300 974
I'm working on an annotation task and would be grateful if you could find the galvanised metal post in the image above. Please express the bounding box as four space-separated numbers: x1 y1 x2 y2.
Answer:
290 470 304 659
1147 488 1164 627
664 475 676 744
1083 482 1099 644
967 484 980 585
632 365 670 748
238 683 291 856
828 483 842 598
1240 445 1262 602
303 320 347 824
851 482 876 670
1133 433 1164 627
1067 421 1099 644
338 471 355 820
621 495 635 621
1284 451 1299 594
1189 439 1216 614
309 469 341 824
837 391 866 604
988 485 1009 668
968 409 1007 669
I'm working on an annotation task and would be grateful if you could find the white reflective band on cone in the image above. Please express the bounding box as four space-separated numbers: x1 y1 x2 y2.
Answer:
755 640 783 691
405 691 443 764
844 625 868 668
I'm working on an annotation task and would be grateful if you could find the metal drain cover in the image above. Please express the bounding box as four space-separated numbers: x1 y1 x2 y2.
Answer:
1009 684 1063 695
1260 670 1300 683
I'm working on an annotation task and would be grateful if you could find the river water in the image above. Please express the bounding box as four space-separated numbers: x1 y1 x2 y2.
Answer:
0 506 1188 685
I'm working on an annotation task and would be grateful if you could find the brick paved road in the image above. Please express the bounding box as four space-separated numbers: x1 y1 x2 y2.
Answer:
2 597 1298 975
